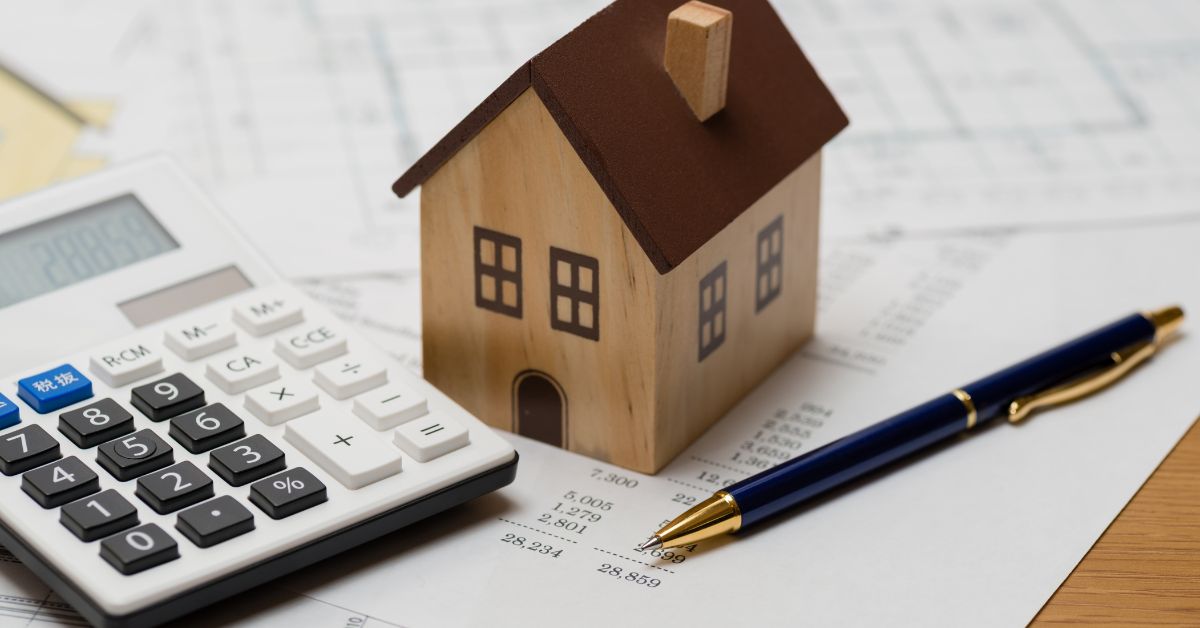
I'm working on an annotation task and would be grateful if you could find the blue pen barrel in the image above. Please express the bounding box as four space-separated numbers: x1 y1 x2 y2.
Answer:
726 312 1158 528
728 394 967 526
961 313 1155 420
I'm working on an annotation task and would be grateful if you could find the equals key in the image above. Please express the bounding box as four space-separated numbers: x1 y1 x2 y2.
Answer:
394 417 469 463
314 355 387 400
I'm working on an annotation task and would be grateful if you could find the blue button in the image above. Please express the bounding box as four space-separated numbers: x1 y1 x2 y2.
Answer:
0 394 17 429
17 365 93 414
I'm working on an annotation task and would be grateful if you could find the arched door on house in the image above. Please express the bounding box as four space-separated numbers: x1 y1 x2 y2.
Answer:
513 371 566 448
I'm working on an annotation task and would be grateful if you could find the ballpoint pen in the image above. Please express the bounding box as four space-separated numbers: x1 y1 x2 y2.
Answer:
638 305 1185 551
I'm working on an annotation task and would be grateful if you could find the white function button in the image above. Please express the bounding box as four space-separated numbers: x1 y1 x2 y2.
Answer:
393 417 469 463
274 323 348 369
164 321 236 361
313 357 387 400
245 380 320 426
88 341 164 387
205 352 280 394
353 383 428 430
232 294 304 337
284 413 402 489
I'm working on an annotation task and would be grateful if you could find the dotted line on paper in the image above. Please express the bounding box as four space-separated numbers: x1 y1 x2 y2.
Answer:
591 547 676 573
665 477 712 493
497 518 580 544
689 456 749 474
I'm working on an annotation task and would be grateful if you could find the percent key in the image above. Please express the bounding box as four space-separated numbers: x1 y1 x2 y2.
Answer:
248 467 328 519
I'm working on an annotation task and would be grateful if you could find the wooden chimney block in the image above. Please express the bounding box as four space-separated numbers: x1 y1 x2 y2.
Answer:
664 1 732 122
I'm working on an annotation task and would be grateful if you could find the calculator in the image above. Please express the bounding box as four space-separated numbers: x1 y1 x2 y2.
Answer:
0 158 517 627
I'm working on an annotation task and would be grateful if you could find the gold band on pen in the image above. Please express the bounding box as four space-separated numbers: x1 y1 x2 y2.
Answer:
952 389 977 429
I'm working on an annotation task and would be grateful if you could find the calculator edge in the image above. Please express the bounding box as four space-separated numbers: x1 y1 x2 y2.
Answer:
0 451 518 628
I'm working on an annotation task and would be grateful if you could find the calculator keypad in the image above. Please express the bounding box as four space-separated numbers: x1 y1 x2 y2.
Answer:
0 425 62 476
176 495 254 548
97 429 174 481
249 468 327 519
208 434 286 486
0 283 508 593
59 398 136 448
61 489 140 542
131 373 206 422
136 461 214 514
22 456 100 508
168 404 246 454
100 524 179 575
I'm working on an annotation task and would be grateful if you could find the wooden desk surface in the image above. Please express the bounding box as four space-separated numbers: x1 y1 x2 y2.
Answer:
1032 417 1200 625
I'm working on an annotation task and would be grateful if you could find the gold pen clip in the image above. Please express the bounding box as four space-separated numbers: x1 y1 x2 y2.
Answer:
1006 341 1157 423
1007 306 1184 423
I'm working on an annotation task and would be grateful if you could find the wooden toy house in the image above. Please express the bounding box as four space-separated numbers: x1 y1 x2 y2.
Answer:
393 0 847 473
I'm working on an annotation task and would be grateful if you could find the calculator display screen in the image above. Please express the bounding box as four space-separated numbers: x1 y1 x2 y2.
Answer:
0 194 178 308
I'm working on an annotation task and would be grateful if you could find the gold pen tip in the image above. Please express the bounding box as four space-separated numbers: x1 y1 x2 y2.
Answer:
1146 305 1185 344
637 537 662 552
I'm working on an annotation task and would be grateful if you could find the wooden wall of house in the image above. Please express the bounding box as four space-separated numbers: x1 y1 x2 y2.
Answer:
419 88 663 472
652 154 822 471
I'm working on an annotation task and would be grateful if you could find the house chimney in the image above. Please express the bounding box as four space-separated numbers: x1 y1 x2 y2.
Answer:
664 1 732 122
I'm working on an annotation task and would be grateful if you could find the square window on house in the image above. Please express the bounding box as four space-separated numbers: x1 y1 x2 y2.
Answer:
549 246 599 341
755 216 784 312
699 261 727 361
474 226 522 318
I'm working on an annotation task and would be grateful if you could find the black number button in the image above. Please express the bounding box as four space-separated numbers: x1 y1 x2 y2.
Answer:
97 429 174 481
168 403 245 454
249 468 327 519
21 456 99 508
99 523 179 575
135 461 214 514
60 489 139 541
176 495 254 548
208 435 285 486
0 425 61 475
59 398 135 448
131 373 205 421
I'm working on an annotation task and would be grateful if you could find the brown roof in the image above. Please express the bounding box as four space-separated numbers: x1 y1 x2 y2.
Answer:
393 0 848 274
